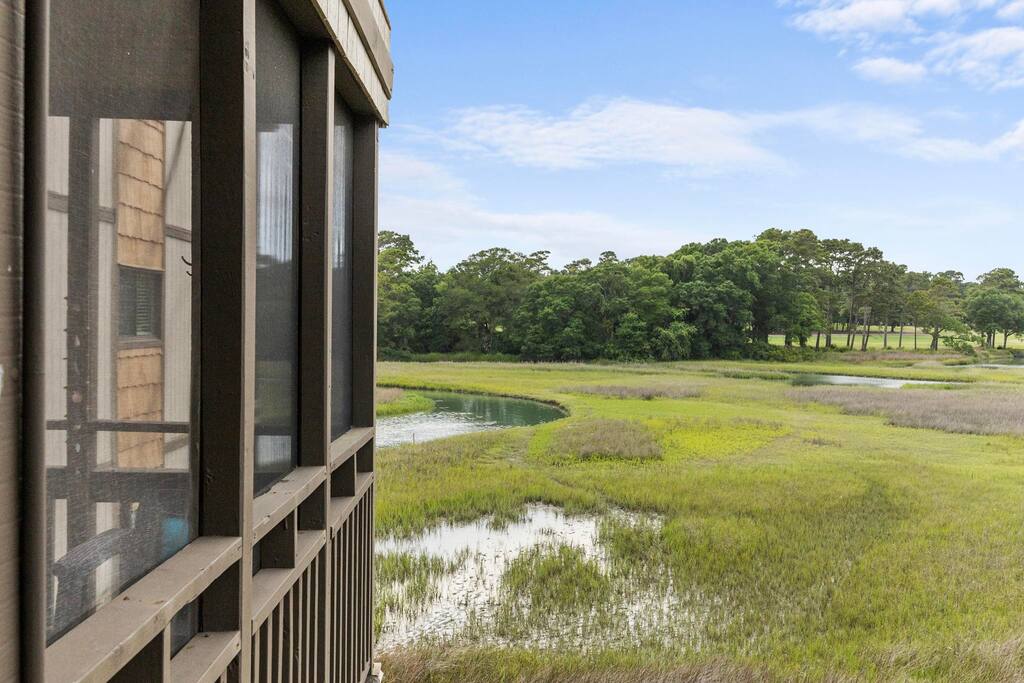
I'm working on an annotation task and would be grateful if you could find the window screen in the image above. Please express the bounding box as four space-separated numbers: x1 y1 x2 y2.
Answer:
119 267 163 339
254 0 301 495
44 0 198 645
331 100 355 439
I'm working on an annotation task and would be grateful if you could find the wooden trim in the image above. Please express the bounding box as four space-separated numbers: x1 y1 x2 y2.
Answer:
46 191 117 223
299 44 333 475
251 529 325 629
329 426 374 469
45 537 241 683
198 3 256 682
169 631 241 683
351 119 378 428
165 224 192 242
252 466 327 543
300 41 335 681
340 0 394 95
328 472 373 531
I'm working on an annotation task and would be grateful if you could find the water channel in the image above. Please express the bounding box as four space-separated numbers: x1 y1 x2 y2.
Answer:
376 390 566 448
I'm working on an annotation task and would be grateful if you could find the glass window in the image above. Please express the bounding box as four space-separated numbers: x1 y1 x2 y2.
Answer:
331 100 355 439
119 267 163 340
44 0 198 644
254 0 301 495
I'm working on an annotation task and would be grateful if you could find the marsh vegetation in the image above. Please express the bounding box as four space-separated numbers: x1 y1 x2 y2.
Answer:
373 357 1024 682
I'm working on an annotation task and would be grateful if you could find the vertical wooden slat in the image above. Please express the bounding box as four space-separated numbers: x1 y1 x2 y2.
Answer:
282 591 293 683
333 533 341 682
251 625 259 683
198 1 256 682
345 518 352 683
274 604 283 683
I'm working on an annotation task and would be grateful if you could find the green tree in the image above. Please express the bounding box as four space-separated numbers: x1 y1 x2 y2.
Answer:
908 274 965 351
435 248 549 353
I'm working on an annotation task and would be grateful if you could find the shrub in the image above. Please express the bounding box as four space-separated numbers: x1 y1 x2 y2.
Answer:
549 419 662 463
563 384 702 400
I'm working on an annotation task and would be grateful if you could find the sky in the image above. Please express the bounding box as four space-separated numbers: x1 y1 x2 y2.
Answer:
380 0 1023 279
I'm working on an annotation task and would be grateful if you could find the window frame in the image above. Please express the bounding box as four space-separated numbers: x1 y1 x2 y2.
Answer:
117 264 165 345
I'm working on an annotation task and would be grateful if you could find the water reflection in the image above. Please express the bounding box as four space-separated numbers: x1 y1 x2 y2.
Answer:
376 504 685 651
791 374 949 389
376 391 565 448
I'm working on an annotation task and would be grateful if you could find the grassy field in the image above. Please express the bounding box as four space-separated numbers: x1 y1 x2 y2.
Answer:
376 387 436 417
769 330 1024 351
375 355 1024 682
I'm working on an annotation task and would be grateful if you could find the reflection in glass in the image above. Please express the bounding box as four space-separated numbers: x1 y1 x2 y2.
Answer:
254 0 301 494
44 1 197 644
331 101 355 439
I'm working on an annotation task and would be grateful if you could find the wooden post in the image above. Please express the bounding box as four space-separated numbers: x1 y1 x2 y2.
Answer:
198 0 256 679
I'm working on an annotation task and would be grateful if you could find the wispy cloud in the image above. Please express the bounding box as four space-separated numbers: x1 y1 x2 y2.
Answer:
783 0 1024 89
853 56 929 82
443 100 783 173
423 98 1019 173
903 118 1024 159
379 149 680 266
926 26 1024 89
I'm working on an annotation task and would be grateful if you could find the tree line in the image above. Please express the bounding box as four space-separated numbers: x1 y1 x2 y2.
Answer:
378 228 1024 361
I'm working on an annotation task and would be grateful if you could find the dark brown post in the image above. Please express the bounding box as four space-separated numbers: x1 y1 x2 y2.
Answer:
22 0 49 679
300 41 335 681
351 119 378 432
198 0 257 679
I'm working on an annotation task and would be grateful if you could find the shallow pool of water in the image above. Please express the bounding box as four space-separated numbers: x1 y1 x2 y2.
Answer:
791 374 950 389
376 391 565 448
375 504 694 651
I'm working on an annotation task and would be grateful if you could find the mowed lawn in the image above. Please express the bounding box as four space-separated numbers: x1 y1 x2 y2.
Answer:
375 358 1024 682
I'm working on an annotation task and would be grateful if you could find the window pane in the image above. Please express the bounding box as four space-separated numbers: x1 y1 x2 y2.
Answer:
44 0 198 643
255 0 301 495
331 101 355 439
119 267 163 339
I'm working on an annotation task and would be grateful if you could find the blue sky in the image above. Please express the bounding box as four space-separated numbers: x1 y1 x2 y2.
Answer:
380 1 1023 278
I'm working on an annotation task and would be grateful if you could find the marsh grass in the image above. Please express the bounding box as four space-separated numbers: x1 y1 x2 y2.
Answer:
562 383 704 400
548 419 662 463
789 386 1024 436
500 544 610 611
663 417 788 461
377 387 405 403
597 515 668 571
375 359 1024 681
376 550 469 638
377 387 437 417
381 647 781 683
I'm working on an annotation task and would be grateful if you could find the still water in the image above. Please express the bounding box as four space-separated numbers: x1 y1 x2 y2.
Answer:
790 374 950 389
376 391 566 448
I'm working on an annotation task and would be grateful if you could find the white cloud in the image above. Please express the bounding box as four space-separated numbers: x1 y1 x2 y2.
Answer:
438 99 931 173
760 104 924 140
445 100 783 174
926 26 1024 89
380 150 469 197
900 117 1024 159
379 149 679 267
997 0 1024 18
853 56 929 82
791 0 924 37
784 0 1024 88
